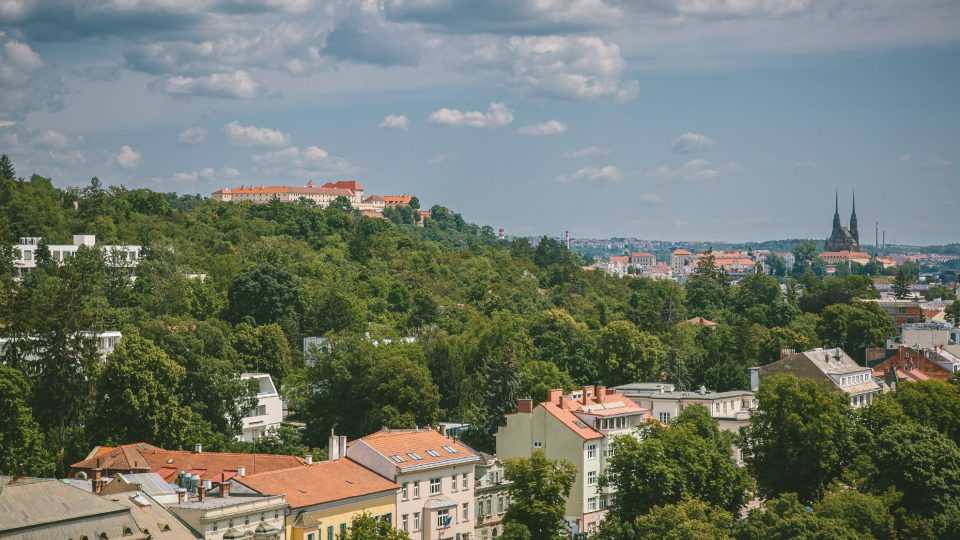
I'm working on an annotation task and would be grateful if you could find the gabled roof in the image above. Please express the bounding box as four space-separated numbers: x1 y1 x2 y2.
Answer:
322 180 362 191
383 195 412 205
234 458 398 509
672 249 692 255
70 443 305 481
541 403 604 440
354 429 479 471
686 316 718 327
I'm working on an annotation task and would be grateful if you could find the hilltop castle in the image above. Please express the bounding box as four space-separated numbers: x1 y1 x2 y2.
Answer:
825 192 860 252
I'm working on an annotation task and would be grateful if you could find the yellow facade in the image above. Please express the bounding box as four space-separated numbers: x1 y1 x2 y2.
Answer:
287 493 397 540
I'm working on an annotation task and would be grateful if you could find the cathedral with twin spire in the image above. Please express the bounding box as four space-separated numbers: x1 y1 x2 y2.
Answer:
825 192 860 252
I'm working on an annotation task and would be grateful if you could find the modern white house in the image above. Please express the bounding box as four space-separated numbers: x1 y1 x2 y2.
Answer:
13 235 141 277
749 347 882 408
0 330 122 362
346 428 480 540
239 373 284 442
495 386 653 537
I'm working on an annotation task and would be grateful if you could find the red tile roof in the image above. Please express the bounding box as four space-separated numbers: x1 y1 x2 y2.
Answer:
383 195 412 205
235 458 398 509
541 403 604 440
609 256 629 264
70 443 305 481
532 387 652 439
686 316 718 327
322 180 362 191
672 249 692 255
354 429 479 471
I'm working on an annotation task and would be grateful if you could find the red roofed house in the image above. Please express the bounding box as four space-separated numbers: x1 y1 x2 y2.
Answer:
383 195 413 207
346 428 480 540
212 180 364 207
866 345 952 383
670 249 696 273
821 250 872 274
628 252 656 268
496 386 654 536
686 316 719 329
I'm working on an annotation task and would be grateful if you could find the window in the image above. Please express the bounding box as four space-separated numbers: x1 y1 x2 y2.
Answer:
402 482 408 499
392 454 406 463
443 445 458 453
402 514 409 531
427 449 441 457
437 509 450 528
340 523 347 535
414 482 420 498
414 512 421 530
430 477 441 495
382 513 392 526
408 452 423 460
533 441 542 448
462 473 469 490
307 534 316 540
600 497 608 509
659 412 671 423
587 497 597 511
327 526 334 540
452 475 458 491
587 471 597 485
497 497 504 513
463 502 469 521
587 444 597 459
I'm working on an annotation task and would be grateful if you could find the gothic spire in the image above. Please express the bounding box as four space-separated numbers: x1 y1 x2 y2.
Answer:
850 190 859 243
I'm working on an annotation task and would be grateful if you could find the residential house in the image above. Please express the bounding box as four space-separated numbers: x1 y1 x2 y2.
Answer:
13 235 142 277
239 373 284 442
821 251 872 274
684 317 718 330
867 345 953 386
0 475 154 540
749 348 881 408
166 480 287 540
670 249 696 274
628 252 656 268
862 298 924 331
496 386 654 536
346 428 480 540
100 472 182 505
383 195 413 207
0 329 121 362
889 322 960 350
232 435 398 540
473 453 511 540
70 442 306 486
211 181 363 207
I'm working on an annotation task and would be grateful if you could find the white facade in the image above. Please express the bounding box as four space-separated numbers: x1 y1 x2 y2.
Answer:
346 429 480 540
474 453 511 540
239 373 283 442
0 330 121 362
14 235 141 277
750 348 881 408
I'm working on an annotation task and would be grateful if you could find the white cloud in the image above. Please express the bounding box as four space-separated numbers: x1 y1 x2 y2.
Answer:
178 126 207 145
0 120 16 128
663 0 812 18
427 102 514 128
173 171 199 183
671 132 714 154
427 153 456 164
379 114 410 131
32 129 70 149
518 120 568 136
160 70 265 99
251 145 359 180
555 165 622 183
110 145 141 170
223 167 241 179
223 121 291 147
200 167 215 179
648 159 719 180
506 36 638 102
565 146 611 159
638 193 664 204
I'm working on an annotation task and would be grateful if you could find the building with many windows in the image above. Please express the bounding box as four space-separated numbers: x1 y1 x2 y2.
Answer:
473 453 511 540
749 348 881 408
346 428 480 540
495 386 653 536
13 235 141 277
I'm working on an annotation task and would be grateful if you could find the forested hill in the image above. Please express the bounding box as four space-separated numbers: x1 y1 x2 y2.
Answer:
0 172 898 476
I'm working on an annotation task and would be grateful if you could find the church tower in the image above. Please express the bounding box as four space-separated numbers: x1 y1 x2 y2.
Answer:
832 191 842 234
850 191 859 243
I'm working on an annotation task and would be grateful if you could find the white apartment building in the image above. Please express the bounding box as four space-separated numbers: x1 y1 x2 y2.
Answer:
239 373 284 442
750 348 881 408
0 330 121 362
346 428 480 540
14 235 141 277
496 386 653 536
473 453 511 540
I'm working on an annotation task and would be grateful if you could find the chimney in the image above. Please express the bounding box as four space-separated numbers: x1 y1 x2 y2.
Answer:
596 386 607 402
305 454 313 465
92 467 103 482
581 386 594 405
203 479 212 491
198 484 206 502
339 436 347 459
237 466 246 477
219 481 230 498
559 395 568 409
547 389 563 404
194 442 202 453
329 430 340 461
516 398 533 414
438 424 447 436
177 488 186 504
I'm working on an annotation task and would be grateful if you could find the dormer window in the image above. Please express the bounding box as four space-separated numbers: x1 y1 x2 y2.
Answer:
391 454 406 463
442 445 457 453
407 453 422 461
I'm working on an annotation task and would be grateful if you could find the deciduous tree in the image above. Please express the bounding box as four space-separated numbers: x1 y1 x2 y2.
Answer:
503 450 577 540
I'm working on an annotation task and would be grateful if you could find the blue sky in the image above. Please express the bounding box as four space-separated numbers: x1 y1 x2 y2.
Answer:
1 0 958 244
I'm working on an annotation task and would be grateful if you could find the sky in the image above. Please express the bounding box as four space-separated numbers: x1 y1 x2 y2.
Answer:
1 0 958 245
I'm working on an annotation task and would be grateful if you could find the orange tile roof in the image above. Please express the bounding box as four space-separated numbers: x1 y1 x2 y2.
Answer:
686 316 718 327
215 185 355 196
536 388 652 439
672 249 692 255
609 256 629 264
355 429 479 471
630 252 655 257
821 251 871 260
322 180 362 191
541 403 604 440
235 458 398 509
70 442 305 480
383 195 412 205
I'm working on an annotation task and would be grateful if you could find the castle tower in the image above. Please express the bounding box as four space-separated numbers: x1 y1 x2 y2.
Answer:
849 191 859 243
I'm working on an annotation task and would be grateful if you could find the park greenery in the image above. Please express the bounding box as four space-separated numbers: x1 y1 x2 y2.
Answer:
0 160 956 538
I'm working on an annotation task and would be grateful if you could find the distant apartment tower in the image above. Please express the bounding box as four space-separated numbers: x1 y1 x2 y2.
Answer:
238 373 283 442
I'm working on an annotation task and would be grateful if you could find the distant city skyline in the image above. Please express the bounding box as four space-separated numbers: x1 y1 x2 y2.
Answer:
1 1 958 244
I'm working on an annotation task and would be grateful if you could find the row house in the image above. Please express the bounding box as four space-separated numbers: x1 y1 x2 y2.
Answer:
346 428 481 540
496 386 653 536
473 453 511 540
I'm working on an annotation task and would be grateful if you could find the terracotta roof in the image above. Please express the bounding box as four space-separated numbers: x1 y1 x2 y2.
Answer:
536 388 652 439
672 249 692 255
70 443 305 481
630 252 654 258
541 403 604 440
354 429 479 471
686 316 718 327
383 195 412 205
821 251 871 260
609 256 629 264
364 195 385 202
235 458 398 509
215 186 355 196
322 180 362 191
924 309 943 320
